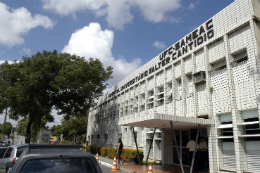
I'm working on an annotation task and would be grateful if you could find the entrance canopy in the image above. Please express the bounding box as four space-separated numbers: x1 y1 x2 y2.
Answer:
118 113 214 129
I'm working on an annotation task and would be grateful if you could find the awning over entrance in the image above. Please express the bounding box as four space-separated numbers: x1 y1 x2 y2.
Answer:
118 113 214 129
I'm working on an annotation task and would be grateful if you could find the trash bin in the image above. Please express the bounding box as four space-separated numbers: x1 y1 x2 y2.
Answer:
130 156 137 165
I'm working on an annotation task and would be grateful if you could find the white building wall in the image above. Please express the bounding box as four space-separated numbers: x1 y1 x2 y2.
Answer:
87 0 260 172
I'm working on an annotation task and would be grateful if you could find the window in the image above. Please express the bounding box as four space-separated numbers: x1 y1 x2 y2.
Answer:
4 147 13 158
104 134 108 140
20 158 98 173
217 113 234 142
0 148 7 158
16 146 27 157
239 110 260 141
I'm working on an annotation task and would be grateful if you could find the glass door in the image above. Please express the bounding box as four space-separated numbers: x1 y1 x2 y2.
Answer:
173 130 190 165
173 130 180 164
181 130 190 165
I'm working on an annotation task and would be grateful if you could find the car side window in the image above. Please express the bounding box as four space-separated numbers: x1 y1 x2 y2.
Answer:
4 147 13 158
0 148 8 158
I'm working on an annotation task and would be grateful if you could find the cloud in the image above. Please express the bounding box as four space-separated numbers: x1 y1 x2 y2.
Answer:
19 48 31 55
0 2 56 47
132 0 181 23
0 113 19 127
0 60 14 64
47 109 63 127
152 41 166 49
188 3 195 10
42 0 182 29
62 23 142 86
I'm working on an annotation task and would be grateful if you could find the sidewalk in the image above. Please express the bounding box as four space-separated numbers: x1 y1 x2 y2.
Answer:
96 155 209 173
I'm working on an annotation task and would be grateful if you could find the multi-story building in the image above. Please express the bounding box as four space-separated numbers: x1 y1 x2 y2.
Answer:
87 0 260 172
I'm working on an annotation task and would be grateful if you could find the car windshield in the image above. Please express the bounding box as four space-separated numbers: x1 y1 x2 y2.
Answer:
20 158 97 173
16 146 27 157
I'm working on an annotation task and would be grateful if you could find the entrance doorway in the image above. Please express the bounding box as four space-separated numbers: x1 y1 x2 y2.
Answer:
172 128 208 167
173 130 190 165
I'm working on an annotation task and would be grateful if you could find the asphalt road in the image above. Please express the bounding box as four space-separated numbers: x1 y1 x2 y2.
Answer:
100 164 125 173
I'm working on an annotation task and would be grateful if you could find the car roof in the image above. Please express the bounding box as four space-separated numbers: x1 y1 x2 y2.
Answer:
11 144 101 173
8 144 28 148
25 144 85 155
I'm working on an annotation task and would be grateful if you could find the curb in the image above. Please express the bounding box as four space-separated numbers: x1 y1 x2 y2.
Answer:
99 159 140 173
99 161 113 168
119 167 140 173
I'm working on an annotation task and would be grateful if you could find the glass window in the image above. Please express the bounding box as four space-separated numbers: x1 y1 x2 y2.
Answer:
4 147 13 158
20 158 98 173
0 148 7 158
172 147 180 164
16 146 27 157
173 130 180 147
182 130 190 147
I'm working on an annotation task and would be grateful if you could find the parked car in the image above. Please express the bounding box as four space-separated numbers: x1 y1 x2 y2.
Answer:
0 141 9 147
0 147 6 156
51 140 61 145
0 144 27 173
10 144 102 173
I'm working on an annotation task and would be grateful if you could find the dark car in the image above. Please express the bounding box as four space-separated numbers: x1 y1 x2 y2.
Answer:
10 144 102 173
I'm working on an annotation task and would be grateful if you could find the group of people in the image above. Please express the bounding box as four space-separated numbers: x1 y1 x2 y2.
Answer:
186 137 208 172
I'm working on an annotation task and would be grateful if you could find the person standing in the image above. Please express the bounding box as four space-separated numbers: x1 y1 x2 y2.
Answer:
198 137 208 170
86 141 89 152
116 138 124 165
187 137 199 172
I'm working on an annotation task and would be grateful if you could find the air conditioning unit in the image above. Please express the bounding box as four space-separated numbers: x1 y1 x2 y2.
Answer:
193 71 206 84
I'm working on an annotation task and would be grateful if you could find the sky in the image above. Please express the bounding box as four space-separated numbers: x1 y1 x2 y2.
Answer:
0 0 234 127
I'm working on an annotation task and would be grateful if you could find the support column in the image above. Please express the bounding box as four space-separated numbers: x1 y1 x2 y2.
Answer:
249 19 260 127
190 124 200 173
192 53 198 118
146 128 156 165
172 64 177 116
170 121 184 173
181 59 187 117
164 69 167 114
132 127 141 165
204 46 213 119
207 125 219 173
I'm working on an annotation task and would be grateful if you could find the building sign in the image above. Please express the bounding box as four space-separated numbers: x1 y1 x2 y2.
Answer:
109 19 214 98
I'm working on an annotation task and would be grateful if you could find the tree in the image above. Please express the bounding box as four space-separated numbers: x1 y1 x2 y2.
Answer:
0 122 13 136
0 50 113 143
50 125 64 138
61 115 88 142
16 117 47 142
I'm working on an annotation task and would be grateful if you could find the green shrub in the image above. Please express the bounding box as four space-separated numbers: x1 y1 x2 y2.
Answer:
89 146 102 155
89 145 144 163
60 140 70 145
121 149 144 163
100 147 109 157
107 147 117 159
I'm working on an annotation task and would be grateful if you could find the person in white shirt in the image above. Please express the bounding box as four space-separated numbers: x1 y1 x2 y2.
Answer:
187 137 199 172
198 137 208 170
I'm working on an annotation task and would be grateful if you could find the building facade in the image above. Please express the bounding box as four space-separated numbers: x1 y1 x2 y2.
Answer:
87 0 260 172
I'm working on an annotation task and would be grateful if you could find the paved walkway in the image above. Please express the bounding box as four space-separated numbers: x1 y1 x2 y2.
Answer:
97 155 209 173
